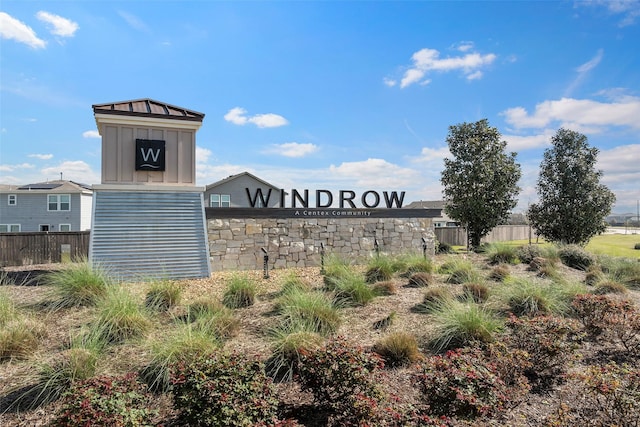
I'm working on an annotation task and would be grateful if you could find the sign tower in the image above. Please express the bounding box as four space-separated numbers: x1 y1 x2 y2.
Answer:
90 99 211 280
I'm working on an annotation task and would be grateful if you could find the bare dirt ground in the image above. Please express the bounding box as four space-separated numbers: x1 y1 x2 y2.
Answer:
1 255 638 426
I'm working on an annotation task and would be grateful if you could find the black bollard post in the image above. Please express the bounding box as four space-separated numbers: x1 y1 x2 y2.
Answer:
261 247 269 279
374 239 379 257
320 242 325 275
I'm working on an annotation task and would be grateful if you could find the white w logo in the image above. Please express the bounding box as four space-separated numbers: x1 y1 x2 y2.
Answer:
140 148 160 163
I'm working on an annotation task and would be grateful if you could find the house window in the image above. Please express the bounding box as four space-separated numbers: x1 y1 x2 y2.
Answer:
210 194 230 207
8 194 17 206
40 225 50 231
0 224 20 232
48 194 70 211
59 224 71 232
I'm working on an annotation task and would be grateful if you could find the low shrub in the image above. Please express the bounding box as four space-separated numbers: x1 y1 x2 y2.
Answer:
279 271 312 294
51 373 155 427
558 245 595 271
0 289 17 326
442 258 482 284
373 331 421 368
584 269 605 287
635 243 640 250
276 288 341 336
397 252 434 277
266 320 324 381
222 274 257 308
322 253 354 289
140 325 220 393
594 280 628 294
497 277 569 316
171 351 279 427
91 286 151 344
0 317 45 361
462 282 490 303
365 254 395 284
298 337 385 425
572 293 640 355
407 272 433 288
516 245 543 264
185 297 225 322
429 298 503 352
144 279 182 311
413 348 512 419
488 264 510 282
418 287 453 313
545 362 640 427
372 280 398 296
332 272 376 307
45 261 111 309
25 346 99 408
504 314 582 392
600 256 640 288
436 241 453 254
485 242 520 265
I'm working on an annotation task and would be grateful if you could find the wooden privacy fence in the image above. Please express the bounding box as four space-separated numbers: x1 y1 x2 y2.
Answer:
435 225 537 246
0 231 90 267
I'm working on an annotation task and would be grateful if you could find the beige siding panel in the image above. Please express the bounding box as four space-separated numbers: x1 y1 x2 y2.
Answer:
121 127 135 182
166 130 179 183
103 126 118 182
180 131 194 184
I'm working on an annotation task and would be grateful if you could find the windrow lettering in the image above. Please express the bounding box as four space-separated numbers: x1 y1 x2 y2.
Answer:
245 188 405 209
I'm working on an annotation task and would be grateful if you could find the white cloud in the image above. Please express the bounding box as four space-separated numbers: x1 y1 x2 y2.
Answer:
565 49 604 96
503 129 556 151
578 0 640 27
0 163 35 172
223 107 289 128
196 146 213 164
41 161 99 183
0 12 46 49
36 11 78 37
328 158 420 188
395 46 497 88
28 153 53 160
117 10 150 32
383 77 397 87
82 130 100 138
597 144 640 175
454 41 474 52
265 142 318 158
414 146 450 163
501 96 640 130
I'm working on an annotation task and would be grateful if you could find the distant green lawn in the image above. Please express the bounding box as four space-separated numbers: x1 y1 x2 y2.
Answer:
493 233 640 259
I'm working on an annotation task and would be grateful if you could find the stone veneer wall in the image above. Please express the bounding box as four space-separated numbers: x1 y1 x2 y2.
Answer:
207 217 435 272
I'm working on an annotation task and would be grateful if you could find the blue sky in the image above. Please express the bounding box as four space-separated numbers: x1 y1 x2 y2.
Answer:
1 1 639 214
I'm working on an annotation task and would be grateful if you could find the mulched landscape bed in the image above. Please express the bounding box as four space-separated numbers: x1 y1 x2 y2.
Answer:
1 252 639 426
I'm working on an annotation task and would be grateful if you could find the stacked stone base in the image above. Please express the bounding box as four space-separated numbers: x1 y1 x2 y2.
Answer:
207 217 435 272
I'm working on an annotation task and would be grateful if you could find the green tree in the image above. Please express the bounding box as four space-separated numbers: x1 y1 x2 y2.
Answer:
440 119 522 250
527 128 615 245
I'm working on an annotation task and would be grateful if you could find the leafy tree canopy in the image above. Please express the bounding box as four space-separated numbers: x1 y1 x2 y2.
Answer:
527 128 615 245
440 119 521 249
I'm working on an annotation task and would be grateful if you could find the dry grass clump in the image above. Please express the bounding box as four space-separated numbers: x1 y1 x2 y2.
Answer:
462 282 490 303
373 331 421 368
407 272 433 288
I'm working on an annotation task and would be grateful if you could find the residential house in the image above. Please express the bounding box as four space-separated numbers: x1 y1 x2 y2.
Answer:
0 180 93 232
204 172 284 208
404 200 458 227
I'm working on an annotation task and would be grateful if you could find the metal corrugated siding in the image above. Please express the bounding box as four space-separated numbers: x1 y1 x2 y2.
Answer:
90 191 211 281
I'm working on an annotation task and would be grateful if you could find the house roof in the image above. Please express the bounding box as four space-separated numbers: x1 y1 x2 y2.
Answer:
0 180 92 194
92 98 205 122
404 200 446 209
205 172 282 191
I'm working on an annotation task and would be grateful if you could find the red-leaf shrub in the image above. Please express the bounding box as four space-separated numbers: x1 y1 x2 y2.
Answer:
297 337 385 425
412 348 512 420
171 351 279 426
504 314 582 392
51 373 155 427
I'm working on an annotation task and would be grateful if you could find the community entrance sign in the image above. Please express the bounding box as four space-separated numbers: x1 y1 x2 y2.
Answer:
90 99 211 280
